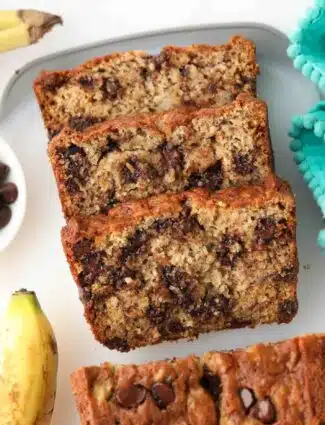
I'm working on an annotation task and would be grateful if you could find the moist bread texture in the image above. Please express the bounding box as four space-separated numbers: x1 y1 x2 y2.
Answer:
34 36 259 138
49 94 273 218
71 334 325 425
61 176 298 352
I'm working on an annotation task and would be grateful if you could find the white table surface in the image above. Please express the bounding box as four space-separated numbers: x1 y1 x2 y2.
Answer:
0 0 318 423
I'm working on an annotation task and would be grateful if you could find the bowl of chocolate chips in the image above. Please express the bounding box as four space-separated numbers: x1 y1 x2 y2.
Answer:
0 136 26 251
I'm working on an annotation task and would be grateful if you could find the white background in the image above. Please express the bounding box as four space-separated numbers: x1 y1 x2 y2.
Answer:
0 0 320 424
0 0 315 93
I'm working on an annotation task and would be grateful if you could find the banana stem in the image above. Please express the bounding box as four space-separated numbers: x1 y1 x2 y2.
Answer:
0 9 63 52
9 289 42 314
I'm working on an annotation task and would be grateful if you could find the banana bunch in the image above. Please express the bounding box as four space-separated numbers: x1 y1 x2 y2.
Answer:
0 9 62 52
0 289 58 425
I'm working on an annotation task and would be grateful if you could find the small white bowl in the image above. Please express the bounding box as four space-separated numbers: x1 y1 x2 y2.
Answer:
0 136 26 251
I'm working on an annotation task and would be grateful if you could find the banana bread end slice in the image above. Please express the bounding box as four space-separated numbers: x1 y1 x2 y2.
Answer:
70 334 325 425
34 36 259 138
62 175 298 352
49 94 273 218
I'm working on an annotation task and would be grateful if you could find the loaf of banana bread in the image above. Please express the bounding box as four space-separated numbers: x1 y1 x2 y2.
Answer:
34 36 259 138
61 175 298 352
71 334 325 425
49 94 273 218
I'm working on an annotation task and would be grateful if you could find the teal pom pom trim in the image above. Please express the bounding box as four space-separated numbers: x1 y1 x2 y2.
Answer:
287 0 325 92
289 102 325 252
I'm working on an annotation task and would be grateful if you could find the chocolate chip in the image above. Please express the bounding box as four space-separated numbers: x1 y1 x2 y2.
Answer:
0 205 11 229
200 366 221 401
216 234 244 268
140 68 149 80
68 116 102 132
191 293 231 318
78 287 92 304
0 183 18 204
180 215 204 234
73 239 92 259
147 304 167 325
255 217 276 247
66 178 79 194
239 388 256 412
250 397 276 424
78 271 94 288
105 267 142 290
100 197 117 214
207 82 218 93
233 153 255 175
101 78 122 100
186 161 223 191
105 267 126 288
159 319 185 337
151 383 175 409
78 251 106 287
153 218 177 233
153 212 203 238
97 138 120 163
273 265 297 282
230 317 253 328
105 337 130 352
78 76 94 89
241 76 254 86
182 98 197 107
161 265 197 305
83 251 106 270
277 219 292 241
106 137 120 152
48 128 61 139
67 145 86 157
179 66 190 77
122 158 157 184
160 143 184 174
277 202 285 211
120 230 148 263
41 74 69 93
152 53 166 71
0 162 9 182
122 158 141 183
116 385 146 408
214 294 232 311
60 143 90 190
278 299 298 323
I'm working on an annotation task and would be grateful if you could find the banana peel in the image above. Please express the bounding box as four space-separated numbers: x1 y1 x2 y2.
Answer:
0 9 62 52
0 289 58 425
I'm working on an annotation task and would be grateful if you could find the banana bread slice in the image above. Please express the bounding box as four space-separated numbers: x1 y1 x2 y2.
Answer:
61 175 298 352
49 94 273 218
71 334 325 425
34 36 259 138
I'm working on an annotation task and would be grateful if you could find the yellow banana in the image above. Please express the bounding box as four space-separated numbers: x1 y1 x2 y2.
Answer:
0 289 58 425
0 11 21 30
0 9 62 52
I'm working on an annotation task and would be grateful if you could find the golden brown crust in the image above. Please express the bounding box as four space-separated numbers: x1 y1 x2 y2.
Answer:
61 175 292 238
77 36 257 71
34 36 259 137
49 94 273 219
49 93 260 145
70 334 325 425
